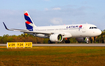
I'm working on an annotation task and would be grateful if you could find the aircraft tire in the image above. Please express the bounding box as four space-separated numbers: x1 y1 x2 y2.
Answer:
65 40 70 43
48 40 54 44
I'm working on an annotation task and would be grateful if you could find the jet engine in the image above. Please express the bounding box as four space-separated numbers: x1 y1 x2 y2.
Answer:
49 34 63 42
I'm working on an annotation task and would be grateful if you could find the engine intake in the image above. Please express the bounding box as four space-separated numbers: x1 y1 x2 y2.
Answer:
49 34 63 42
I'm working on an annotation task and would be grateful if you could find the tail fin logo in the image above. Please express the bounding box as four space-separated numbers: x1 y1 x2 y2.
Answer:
24 11 33 31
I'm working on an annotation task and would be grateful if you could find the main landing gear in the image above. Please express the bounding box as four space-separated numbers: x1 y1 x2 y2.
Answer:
48 40 54 44
65 38 70 43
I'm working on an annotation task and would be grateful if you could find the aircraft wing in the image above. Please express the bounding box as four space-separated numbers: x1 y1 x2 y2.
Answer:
23 31 52 34
3 22 53 35
3 22 70 36
3 22 29 32
23 31 72 38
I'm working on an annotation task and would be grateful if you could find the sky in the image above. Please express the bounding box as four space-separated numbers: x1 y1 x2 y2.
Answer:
0 0 105 36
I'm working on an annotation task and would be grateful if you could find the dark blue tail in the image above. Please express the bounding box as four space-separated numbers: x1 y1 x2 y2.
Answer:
24 11 36 31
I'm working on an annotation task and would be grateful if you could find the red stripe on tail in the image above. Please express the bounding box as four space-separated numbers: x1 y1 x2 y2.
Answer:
26 21 31 24
24 13 28 16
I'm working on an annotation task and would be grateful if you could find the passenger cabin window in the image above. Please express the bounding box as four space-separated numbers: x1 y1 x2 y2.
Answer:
89 27 97 29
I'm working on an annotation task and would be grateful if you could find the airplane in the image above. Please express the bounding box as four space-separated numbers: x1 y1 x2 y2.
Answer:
3 11 102 43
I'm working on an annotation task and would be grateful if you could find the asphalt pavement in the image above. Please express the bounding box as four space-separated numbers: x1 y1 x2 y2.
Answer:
0 43 105 47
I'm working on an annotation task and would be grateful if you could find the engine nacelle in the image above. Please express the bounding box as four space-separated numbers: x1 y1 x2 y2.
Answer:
49 34 63 42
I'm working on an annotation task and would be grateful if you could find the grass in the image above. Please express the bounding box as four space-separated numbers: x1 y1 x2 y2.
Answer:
0 46 105 66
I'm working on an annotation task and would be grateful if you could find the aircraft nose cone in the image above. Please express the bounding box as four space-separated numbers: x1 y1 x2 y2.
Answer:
98 30 102 35
93 29 102 36
96 29 102 35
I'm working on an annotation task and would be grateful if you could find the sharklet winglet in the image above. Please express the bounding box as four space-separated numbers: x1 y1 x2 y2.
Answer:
3 22 9 30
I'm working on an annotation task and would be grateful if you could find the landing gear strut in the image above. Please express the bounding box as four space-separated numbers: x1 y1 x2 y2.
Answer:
85 37 89 43
65 38 70 43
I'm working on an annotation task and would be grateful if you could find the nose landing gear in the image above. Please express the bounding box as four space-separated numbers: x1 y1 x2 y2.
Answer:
85 37 89 43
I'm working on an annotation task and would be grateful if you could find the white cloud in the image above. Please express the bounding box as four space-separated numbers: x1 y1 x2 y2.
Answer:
50 18 62 24
45 7 61 11
52 7 61 10
45 8 49 11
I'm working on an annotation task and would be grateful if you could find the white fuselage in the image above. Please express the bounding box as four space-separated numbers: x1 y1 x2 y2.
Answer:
31 24 101 38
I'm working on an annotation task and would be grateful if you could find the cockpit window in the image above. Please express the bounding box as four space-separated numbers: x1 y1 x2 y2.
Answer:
89 27 97 29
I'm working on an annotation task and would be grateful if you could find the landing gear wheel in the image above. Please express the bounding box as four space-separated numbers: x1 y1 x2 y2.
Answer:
65 40 70 43
48 40 54 44
65 38 70 43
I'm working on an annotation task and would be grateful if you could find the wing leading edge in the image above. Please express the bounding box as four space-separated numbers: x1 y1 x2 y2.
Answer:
3 22 52 35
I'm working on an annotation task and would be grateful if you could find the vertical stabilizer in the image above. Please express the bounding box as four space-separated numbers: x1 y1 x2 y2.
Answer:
24 11 36 31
